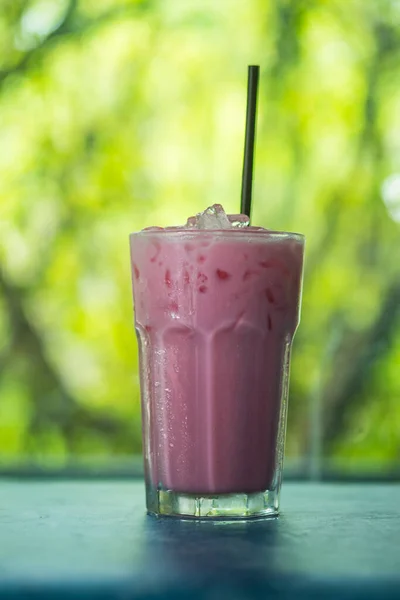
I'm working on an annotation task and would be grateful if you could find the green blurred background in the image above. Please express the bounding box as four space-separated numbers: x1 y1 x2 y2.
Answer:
0 0 399 475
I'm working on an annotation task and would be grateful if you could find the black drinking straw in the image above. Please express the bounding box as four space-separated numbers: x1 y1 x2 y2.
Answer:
240 65 260 220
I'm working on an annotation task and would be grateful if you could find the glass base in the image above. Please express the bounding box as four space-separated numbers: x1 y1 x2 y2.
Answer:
146 485 279 519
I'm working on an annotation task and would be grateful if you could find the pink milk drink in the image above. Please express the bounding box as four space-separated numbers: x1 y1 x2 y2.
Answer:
130 205 305 518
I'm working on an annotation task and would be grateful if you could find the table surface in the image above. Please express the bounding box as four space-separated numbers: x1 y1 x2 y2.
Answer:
0 480 399 599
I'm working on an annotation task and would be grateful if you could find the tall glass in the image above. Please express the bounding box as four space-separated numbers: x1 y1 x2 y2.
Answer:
130 228 305 518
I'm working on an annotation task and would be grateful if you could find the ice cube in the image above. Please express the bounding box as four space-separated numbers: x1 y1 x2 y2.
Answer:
185 216 197 228
213 204 232 228
194 204 232 229
185 205 252 229
228 214 250 228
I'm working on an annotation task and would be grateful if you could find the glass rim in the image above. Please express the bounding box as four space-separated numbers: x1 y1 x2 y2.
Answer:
129 228 305 243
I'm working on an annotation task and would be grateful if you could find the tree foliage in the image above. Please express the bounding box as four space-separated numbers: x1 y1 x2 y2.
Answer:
0 0 399 471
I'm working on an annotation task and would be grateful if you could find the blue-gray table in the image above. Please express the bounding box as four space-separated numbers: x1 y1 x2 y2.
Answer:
0 481 399 599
